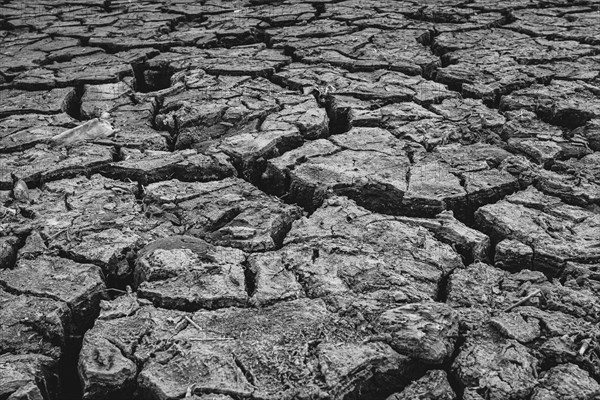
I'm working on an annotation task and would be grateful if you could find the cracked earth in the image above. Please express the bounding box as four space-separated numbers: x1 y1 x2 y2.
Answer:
1 0 600 399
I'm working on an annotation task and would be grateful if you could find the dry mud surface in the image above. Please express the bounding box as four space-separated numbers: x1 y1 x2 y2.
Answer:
1 0 600 399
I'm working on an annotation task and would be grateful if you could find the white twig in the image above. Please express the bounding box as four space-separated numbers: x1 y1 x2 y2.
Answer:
184 316 203 332
503 289 542 312
579 338 591 356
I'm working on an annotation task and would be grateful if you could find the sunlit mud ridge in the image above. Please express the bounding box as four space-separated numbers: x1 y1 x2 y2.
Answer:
1 0 600 399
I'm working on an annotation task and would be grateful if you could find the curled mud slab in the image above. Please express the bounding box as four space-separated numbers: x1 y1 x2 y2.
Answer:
1 0 600 399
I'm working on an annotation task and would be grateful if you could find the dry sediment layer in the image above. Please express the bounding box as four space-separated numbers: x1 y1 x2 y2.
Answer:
1 0 600 399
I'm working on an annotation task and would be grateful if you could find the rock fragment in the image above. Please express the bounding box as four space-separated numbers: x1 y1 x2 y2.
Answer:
535 152 600 207
489 312 541 343
452 336 539 400
287 127 411 214
502 110 591 167
0 288 70 359
475 187 600 274
0 144 113 190
106 103 168 150
531 363 600 400
0 255 105 332
501 80 600 128
0 88 77 118
376 302 458 365
573 118 600 151
79 82 134 120
274 127 518 218
145 178 301 251
0 354 58 400
395 211 491 263
134 236 247 310
103 148 236 185
78 305 179 400
386 370 456 400
494 238 534 271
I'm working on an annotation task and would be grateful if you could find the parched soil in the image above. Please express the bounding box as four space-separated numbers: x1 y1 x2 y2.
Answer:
1 1 600 399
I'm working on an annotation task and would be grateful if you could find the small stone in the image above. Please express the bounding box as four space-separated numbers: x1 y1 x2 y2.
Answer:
11 174 30 204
